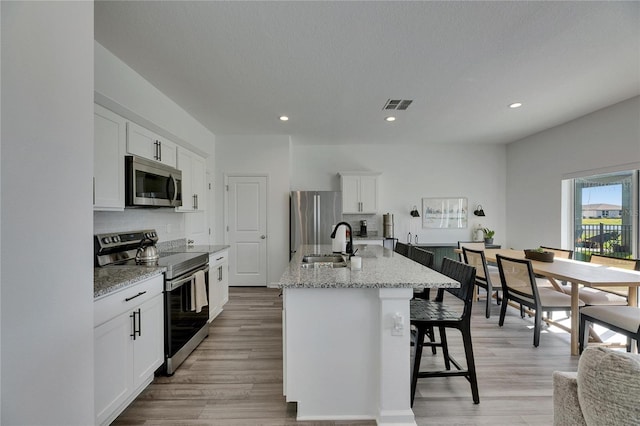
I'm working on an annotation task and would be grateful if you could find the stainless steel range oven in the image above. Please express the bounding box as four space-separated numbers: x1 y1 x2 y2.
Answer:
95 229 210 375
161 252 209 375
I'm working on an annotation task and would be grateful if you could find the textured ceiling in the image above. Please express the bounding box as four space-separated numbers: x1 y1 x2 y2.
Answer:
95 1 640 145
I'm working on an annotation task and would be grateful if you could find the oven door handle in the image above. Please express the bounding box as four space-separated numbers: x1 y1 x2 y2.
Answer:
166 265 210 292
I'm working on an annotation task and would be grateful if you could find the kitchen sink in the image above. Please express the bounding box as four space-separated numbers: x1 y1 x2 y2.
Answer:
301 254 347 268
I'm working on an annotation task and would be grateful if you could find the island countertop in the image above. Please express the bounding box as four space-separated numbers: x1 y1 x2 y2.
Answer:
276 244 459 289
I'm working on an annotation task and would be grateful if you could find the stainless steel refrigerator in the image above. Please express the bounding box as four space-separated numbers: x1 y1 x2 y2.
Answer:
290 191 342 259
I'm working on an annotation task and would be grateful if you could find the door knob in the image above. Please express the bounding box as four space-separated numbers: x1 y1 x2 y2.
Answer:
261 235 266 239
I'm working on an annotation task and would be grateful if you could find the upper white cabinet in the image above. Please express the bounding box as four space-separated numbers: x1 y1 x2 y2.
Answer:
126 122 177 168
94 104 126 211
176 147 206 212
339 172 380 214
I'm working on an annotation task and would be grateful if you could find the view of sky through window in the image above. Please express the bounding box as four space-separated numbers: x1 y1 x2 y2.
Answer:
582 184 622 206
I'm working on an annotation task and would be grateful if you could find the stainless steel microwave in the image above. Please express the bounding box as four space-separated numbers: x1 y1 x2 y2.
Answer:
125 156 182 207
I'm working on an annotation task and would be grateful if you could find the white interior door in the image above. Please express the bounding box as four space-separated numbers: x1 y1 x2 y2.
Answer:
226 175 267 286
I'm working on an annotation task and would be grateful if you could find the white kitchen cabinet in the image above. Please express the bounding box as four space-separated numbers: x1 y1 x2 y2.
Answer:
126 121 177 168
94 104 125 210
94 274 164 426
209 249 229 321
339 172 380 214
176 147 206 212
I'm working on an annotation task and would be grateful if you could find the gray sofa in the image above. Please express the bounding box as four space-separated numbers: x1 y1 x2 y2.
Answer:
553 346 640 425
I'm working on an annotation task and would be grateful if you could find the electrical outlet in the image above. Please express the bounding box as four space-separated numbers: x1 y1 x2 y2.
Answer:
391 312 404 336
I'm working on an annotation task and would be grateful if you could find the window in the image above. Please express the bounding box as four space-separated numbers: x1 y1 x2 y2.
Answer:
571 171 637 261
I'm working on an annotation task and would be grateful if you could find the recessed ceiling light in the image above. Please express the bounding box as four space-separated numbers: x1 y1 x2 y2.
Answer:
279 116 289 121
385 116 396 122
509 102 523 109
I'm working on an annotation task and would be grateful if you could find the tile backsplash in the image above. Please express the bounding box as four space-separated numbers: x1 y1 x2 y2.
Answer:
343 213 379 235
94 209 185 243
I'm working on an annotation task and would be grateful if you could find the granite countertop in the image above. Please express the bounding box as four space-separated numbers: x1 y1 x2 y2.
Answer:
94 245 230 300
276 244 459 290
94 265 165 300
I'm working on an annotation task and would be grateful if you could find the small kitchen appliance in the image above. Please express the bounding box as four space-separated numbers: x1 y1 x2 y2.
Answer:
95 229 209 375
135 237 159 265
359 220 368 237
383 213 394 238
125 155 183 208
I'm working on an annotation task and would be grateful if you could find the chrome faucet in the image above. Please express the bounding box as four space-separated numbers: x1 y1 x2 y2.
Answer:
330 222 354 255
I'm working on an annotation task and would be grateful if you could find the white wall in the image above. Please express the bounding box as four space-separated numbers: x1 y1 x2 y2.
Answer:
95 42 215 157
93 42 216 240
291 143 507 246
214 135 291 284
1 2 94 424
506 96 640 249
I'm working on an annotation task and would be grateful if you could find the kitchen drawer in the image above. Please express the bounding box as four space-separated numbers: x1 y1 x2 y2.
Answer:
94 274 163 327
210 249 228 266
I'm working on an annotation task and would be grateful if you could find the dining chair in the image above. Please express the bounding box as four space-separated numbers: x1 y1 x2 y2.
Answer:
533 247 626 306
539 246 574 259
496 254 584 347
394 241 410 257
457 241 485 262
588 254 640 297
580 305 640 353
409 247 434 300
462 247 502 318
409 246 434 268
535 246 573 288
410 257 479 406
577 255 640 351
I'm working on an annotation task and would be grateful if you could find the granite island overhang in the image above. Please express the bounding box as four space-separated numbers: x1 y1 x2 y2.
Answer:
272 244 460 425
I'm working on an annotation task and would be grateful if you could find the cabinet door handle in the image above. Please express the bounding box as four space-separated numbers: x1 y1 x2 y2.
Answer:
218 265 222 282
158 141 162 162
130 308 141 340
125 291 147 302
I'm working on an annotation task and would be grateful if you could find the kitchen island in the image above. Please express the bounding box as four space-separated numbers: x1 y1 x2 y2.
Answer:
275 244 459 425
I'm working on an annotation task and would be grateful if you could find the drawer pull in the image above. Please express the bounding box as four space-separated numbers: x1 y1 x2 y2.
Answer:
125 291 147 302
216 256 224 261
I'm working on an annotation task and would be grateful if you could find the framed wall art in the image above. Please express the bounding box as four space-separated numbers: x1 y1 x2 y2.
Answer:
422 197 468 229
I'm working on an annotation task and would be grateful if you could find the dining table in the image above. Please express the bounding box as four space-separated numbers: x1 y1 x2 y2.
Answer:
480 249 640 355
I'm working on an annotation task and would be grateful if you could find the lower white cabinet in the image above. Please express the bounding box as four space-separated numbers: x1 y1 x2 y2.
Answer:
94 274 164 426
209 249 229 321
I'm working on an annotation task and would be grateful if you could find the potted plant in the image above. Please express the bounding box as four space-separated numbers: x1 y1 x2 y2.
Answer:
483 228 495 245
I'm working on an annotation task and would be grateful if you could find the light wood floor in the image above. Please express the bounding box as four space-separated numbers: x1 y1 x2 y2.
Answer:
114 287 580 425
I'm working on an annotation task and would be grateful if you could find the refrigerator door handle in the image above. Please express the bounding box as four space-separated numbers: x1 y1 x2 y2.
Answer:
313 194 318 245
316 194 322 244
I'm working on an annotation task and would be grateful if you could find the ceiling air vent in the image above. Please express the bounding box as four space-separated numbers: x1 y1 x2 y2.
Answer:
383 99 413 111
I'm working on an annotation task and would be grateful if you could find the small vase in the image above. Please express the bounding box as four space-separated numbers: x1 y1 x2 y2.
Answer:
484 238 494 245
